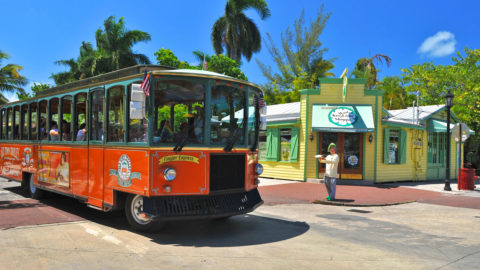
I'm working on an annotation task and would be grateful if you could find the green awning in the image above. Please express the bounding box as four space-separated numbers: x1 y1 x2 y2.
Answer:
428 119 475 135
311 104 375 133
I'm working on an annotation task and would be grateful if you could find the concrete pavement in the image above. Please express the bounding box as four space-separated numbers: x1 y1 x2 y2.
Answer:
258 177 480 209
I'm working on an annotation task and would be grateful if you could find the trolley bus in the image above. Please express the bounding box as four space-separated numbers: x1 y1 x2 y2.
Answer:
0 65 264 231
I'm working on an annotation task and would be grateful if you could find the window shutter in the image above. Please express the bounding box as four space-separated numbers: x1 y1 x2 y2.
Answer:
383 127 390 164
290 127 299 162
266 128 279 161
400 129 407 164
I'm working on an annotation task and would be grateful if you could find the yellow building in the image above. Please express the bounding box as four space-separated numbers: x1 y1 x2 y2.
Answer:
260 78 471 183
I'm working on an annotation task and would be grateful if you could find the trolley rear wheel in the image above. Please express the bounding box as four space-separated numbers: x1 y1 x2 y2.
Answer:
125 194 164 232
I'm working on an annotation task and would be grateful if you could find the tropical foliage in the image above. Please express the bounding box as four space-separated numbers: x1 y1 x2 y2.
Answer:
0 50 27 103
351 54 392 89
51 16 151 85
208 54 247 80
256 6 335 104
154 48 247 80
212 0 270 63
376 76 414 110
401 47 480 132
154 48 199 69
17 83 51 101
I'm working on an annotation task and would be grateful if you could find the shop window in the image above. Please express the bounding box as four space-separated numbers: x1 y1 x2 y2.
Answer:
383 127 406 164
280 129 292 161
427 132 446 164
266 127 299 162
258 131 267 160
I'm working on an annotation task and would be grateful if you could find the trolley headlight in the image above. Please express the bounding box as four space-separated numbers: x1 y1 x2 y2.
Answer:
163 168 177 181
255 163 263 175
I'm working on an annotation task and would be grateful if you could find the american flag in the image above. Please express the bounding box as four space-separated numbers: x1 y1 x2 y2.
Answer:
140 70 150 96
203 54 207 70
259 91 266 107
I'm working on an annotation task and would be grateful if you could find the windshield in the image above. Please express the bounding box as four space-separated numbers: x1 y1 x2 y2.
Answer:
151 77 259 149
153 79 205 145
210 85 246 145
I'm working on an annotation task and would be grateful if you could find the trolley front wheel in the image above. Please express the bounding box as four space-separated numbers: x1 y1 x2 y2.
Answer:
125 194 164 232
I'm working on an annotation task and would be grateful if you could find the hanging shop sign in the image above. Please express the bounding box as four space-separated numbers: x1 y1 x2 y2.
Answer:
328 107 358 127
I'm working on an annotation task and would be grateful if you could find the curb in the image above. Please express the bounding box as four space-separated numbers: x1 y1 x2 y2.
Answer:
312 199 417 207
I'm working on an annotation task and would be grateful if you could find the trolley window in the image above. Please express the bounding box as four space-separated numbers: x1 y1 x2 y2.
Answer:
152 80 205 145
107 86 125 142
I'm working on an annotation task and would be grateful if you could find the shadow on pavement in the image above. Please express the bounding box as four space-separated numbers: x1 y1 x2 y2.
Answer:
144 216 310 247
0 200 44 209
4 184 310 247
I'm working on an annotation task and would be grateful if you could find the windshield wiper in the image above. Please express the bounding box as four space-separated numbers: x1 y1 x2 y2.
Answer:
224 119 245 152
173 132 189 152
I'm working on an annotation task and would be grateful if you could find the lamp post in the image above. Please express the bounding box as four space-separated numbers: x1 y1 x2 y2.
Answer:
444 90 454 191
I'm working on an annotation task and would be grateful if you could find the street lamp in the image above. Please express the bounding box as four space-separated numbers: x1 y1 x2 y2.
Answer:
444 90 454 191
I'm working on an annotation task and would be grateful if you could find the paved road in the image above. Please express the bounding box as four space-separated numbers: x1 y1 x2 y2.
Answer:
1 178 480 270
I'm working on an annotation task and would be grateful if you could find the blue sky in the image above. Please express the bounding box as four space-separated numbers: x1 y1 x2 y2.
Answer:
1 0 480 101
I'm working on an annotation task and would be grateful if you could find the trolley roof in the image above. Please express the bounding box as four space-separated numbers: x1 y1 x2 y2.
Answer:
3 65 262 106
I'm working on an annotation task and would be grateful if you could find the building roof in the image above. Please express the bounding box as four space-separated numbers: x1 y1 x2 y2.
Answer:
387 105 444 123
265 102 300 123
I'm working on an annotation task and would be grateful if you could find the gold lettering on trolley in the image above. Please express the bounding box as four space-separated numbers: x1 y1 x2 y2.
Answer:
159 155 200 165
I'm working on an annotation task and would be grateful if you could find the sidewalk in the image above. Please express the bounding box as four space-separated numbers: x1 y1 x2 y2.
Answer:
258 178 480 210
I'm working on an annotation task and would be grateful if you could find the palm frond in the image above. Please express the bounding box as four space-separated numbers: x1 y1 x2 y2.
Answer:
211 17 227 55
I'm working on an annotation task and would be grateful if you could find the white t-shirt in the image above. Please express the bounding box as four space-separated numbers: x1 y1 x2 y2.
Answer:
325 154 339 178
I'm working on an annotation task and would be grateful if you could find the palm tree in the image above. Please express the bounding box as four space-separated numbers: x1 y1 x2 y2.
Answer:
379 76 407 110
211 0 270 63
95 16 151 70
352 54 392 89
0 50 27 103
52 16 151 85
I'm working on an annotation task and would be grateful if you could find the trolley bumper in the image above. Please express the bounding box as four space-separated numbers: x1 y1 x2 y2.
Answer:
142 188 263 221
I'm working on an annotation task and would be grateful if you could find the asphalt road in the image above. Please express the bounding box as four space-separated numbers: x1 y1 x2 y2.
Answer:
1 178 479 270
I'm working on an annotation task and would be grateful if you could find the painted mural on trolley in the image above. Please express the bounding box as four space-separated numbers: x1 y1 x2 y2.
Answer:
22 147 34 169
37 150 70 187
0 146 21 177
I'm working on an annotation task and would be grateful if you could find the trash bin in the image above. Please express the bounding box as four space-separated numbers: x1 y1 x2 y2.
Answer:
458 168 476 190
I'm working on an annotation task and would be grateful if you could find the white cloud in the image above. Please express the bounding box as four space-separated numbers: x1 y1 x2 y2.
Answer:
3 81 50 103
417 31 456 58
4 92 19 102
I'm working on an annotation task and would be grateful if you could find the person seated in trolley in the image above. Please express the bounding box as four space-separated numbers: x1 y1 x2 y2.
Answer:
154 119 174 143
193 106 204 143
76 123 87 141
61 120 71 140
49 121 60 141
39 117 47 138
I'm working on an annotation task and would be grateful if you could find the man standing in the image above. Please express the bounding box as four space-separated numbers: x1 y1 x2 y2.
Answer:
317 143 339 201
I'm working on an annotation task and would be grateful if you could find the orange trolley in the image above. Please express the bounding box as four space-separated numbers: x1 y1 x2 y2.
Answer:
0 65 264 231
